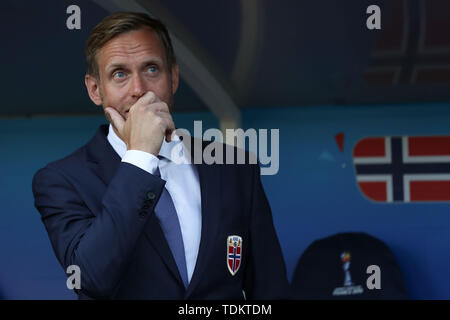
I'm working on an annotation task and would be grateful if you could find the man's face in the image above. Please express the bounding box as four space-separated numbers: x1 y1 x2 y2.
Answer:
86 27 179 121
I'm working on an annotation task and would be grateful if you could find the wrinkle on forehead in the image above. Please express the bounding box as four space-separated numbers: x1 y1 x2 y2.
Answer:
104 39 157 56
98 28 165 68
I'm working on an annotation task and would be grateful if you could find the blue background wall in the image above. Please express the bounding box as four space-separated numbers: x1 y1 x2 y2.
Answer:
2 103 450 299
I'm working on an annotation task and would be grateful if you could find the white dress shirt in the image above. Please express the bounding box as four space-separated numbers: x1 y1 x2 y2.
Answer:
107 124 201 283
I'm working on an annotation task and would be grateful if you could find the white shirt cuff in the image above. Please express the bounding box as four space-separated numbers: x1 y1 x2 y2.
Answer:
122 150 159 175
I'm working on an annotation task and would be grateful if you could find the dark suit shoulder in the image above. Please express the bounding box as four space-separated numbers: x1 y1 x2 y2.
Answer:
35 143 88 179
34 124 110 180
48 145 88 170
32 144 90 198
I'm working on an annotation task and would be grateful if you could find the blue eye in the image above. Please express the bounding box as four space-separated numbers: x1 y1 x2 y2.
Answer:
114 71 125 79
148 65 158 73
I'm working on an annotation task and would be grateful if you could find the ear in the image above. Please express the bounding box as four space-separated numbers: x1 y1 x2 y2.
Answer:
85 74 102 106
171 64 179 95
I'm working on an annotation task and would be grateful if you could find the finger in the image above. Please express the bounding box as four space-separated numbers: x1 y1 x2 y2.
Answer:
105 107 125 135
149 101 170 114
168 129 179 144
165 129 173 142
157 112 175 130
153 112 175 142
163 117 176 142
138 91 160 106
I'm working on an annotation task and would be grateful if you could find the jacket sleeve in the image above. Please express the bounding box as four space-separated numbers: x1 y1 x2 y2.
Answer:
32 162 165 299
244 164 290 299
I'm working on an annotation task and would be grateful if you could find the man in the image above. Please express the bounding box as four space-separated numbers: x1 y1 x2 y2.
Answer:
32 12 288 299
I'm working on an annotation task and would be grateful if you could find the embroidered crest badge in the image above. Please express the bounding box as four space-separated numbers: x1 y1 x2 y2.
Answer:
227 235 242 276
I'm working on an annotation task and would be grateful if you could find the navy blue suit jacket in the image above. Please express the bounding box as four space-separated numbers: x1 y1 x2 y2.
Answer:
32 125 289 299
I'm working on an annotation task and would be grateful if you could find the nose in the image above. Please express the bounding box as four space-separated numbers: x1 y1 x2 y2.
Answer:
130 74 147 99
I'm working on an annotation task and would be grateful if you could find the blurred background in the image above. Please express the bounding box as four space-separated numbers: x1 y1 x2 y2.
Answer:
2 0 450 299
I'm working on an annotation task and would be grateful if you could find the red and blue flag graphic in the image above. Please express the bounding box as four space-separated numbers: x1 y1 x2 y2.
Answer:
353 136 450 202
227 235 242 276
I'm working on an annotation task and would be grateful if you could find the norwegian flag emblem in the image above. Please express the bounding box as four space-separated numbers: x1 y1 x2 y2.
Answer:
227 235 242 276
353 136 450 202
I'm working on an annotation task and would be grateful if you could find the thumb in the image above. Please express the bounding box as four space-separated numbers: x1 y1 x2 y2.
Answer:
105 107 125 135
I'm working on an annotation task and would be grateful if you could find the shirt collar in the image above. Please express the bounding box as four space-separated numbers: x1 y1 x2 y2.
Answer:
107 124 183 161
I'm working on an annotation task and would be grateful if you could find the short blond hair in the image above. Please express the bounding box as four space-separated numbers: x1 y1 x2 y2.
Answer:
85 12 176 79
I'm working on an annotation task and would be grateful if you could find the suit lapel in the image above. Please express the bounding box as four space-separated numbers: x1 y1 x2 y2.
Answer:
184 138 222 298
86 125 185 288
86 125 121 187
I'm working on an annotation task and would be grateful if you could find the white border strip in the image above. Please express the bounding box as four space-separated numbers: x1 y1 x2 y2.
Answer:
403 174 450 202
357 175 393 203
402 136 450 163
354 137 391 164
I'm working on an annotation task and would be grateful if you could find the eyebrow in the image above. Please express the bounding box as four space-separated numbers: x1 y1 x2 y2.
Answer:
105 58 164 73
106 63 127 74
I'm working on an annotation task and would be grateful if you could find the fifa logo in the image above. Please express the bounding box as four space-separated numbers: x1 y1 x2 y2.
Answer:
333 251 376 296
341 252 353 286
